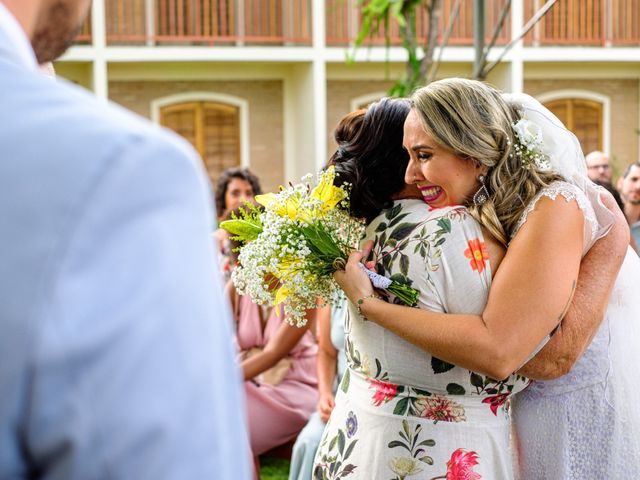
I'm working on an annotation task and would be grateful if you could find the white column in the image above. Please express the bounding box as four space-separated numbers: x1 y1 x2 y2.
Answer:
91 0 108 101
509 0 524 93
145 0 155 47
312 0 327 171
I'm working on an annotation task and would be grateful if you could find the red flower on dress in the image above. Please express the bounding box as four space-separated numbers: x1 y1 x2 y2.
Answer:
446 449 481 480
368 379 398 406
481 393 510 416
464 239 489 273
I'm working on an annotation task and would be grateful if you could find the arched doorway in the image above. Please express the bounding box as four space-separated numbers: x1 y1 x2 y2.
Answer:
160 101 241 184
542 97 604 155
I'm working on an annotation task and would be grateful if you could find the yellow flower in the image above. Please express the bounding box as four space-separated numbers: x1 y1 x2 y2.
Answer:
273 286 291 316
309 166 346 213
255 192 303 220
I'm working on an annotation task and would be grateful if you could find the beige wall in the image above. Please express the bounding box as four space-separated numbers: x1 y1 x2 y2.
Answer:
524 78 640 176
108 80 285 194
326 80 395 157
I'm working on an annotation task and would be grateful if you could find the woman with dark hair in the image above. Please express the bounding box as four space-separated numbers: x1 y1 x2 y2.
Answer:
314 96 524 478
214 167 262 280
214 167 262 220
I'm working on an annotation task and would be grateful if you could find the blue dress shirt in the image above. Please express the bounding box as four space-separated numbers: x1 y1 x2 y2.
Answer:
0 9 250 479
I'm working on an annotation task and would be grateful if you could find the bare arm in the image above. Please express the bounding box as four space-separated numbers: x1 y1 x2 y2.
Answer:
316 305 338 422
520 190 628 379
241 315 310 381
336 196 584 380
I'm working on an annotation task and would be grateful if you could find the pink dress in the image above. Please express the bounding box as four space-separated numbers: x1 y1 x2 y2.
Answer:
237 295 318 455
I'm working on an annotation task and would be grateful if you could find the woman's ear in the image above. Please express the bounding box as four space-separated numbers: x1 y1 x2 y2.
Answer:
469 158 489 177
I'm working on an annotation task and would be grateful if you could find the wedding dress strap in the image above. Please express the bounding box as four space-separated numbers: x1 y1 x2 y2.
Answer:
511 181 599 254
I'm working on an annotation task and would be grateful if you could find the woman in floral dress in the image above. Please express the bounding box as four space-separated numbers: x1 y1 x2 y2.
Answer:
314 97 528 479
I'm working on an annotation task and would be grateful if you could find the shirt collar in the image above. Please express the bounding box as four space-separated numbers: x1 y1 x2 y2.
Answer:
0 2 39 71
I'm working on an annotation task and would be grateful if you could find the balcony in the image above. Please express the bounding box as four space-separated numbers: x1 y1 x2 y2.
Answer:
325 0 511 47
79 0 312 46
524 0 640 46
74 0 640 47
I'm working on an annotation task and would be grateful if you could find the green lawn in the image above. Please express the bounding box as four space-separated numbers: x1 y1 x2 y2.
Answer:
260 457 291 480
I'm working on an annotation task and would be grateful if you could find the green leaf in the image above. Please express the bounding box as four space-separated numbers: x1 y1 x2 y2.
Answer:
387 440 410 451
393 397 410 416
389 222 419 241
431 357 455 374
219 218 263 242
419 455 434 465
434 237 446 247
470 372 484 388
383 203 401 221
375 222 388 232
412 388 432 396
417 438 436 447
446 383 466 395
329 434 338 452
338 429 346 455
341 369 351 393
402 419 411 439
379 231 387 247
339 464 357 477
437 218 452 233
375 358 382 378
399 253 409 276
343 439 358 461
388 212 410 228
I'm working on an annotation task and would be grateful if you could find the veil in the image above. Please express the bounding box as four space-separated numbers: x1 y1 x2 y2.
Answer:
503 92 615 246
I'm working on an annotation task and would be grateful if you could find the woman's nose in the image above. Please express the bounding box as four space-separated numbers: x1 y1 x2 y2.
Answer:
405 159 421 184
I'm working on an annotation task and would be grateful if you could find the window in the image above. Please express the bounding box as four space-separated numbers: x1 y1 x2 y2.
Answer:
160 101 241 184
543 98 603 154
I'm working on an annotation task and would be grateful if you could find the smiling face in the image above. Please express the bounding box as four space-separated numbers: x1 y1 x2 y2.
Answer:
224 177 255 211
403 109 485 208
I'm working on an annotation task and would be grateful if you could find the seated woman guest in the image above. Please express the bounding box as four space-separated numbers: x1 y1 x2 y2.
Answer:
214 168 262 280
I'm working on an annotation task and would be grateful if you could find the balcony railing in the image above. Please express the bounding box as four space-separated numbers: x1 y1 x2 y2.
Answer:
89 0 312 45
524 0 639 46
74 0 640 47
76 11 93 44
326 0 511 47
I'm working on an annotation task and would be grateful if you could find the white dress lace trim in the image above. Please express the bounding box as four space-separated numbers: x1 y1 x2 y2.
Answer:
511 181 600 254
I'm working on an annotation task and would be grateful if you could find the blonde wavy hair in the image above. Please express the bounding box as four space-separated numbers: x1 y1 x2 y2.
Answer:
411 78 563 246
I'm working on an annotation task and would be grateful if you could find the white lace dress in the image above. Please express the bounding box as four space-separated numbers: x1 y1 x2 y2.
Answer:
511 181 640 479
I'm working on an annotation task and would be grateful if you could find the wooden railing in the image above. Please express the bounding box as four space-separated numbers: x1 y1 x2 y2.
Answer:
524 0 639 46
104 0 312 45
75 12 93 44
73 0 640 47
325 0 511 47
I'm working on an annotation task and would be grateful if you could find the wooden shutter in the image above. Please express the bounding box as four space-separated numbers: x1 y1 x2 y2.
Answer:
544 98 603 154
160 101 241 184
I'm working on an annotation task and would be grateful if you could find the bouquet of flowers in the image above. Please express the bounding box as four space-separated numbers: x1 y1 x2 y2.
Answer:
221 166 419 326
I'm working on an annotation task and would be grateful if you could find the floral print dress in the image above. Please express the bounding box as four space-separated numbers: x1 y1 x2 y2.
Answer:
313 200 529 479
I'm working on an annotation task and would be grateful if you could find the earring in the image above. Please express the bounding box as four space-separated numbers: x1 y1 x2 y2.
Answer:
472 174 489 205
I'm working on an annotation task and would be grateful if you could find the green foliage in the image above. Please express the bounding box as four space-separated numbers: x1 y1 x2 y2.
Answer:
259 457 290 480
353 0 435 97
219 202 263 245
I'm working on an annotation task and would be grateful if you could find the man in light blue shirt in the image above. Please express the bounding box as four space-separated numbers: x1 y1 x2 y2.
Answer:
0 1 250 478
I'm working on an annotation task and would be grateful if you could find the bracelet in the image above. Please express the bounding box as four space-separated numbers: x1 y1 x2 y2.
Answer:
356 293 379 319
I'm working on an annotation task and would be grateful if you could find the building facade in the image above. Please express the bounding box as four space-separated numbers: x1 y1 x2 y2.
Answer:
58 0 640 192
